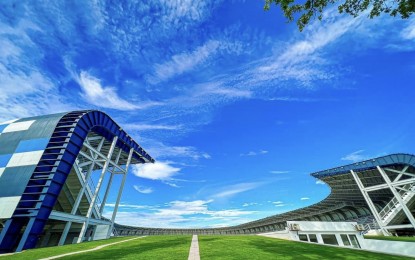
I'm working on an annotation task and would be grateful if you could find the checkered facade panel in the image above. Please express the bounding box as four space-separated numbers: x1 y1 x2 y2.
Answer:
0 113 66 218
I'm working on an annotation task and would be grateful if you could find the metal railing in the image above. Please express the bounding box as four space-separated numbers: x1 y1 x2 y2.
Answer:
379 182 415 221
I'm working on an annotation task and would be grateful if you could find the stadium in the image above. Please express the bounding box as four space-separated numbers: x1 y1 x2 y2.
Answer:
0 111 414 257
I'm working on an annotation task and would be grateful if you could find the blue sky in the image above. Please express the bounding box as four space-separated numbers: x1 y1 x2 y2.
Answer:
1 1 415 228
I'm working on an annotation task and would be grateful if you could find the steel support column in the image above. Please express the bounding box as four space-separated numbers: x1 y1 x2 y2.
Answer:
350 170 388 235
58 138 106 246
376 166 415 229
77 136 118 243
107 148 134 238
100 149 123 215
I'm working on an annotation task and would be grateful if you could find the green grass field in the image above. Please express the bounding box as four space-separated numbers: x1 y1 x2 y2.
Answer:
1 235 413 259
198 236 413 260
3 236 132 260
3 236 191 260
364 235 415 242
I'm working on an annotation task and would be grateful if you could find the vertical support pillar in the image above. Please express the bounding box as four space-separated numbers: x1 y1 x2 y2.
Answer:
100 149 122 215
58 158 98 245
77 136 118 243
350 170 388 235
0 219 12 244
59 138 106 246
107 148 134 238
376 166 415 229
16 218 36 252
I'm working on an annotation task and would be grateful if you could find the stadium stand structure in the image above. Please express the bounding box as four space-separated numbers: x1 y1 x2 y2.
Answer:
1 110 414 253
0 111 154 253
114 154 415 236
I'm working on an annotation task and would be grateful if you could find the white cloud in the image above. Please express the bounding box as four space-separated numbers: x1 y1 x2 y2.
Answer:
132 161 180 181
270 170 290 174
272 201 286 207
133 185 153 194
315 180 326 185
242 202 258 207
191 81 253 99
159 0 213 23
401 19 415 40
0 20 72 121
77 71 159 111
300 197 310 201
211 182 263 199
240 150 268 156
144 141 211 160
341 150 367 162
105 203 157 210
149 40 221 84
104 199 258 228
123 123 182 131
156 200 211 216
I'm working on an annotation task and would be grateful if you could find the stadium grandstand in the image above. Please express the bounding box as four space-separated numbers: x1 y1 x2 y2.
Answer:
114 154 415 237
0 110 154 253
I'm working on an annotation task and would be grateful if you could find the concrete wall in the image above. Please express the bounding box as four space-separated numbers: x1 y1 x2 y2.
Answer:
260 221 415 258
259 229 291 240
362 239 415 258
93 225 110 240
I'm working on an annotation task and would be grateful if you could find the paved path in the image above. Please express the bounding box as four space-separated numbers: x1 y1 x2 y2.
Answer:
40 237 143 260
188 235 200 260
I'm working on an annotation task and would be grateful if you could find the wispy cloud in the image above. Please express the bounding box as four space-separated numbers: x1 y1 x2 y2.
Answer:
76 71 159 111
341 150 367 162
105 203 158 210
104 199 258 228
0 19 72 121
211 182 263 199
158 0 217 24
272 201 286 207
148 40 221 84
242 202 258 207
123 123 182 131
240 150 268 156
401 19 415 40
144 140 211 160
133 185 153 194
300 197 310 201
270 170 290 174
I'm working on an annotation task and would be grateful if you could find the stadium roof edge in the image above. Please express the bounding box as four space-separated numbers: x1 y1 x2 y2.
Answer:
66 109 155 164
311 153 415 179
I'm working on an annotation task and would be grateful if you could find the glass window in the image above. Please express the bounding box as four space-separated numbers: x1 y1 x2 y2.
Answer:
321 234 338 245
340 234 351 246
299 234 308 241
348 235 360 248
309 234 318 243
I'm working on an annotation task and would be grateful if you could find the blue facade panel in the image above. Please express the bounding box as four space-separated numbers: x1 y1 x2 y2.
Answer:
0 110 154 253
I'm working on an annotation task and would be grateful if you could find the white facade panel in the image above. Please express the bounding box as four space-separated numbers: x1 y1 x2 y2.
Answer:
2 120 35 133
0 196 20 218
7 150 44 167
0 167 4 178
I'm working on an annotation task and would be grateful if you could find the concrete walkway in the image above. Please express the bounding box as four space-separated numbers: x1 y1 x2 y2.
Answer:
40 237 143 260
188 235 200 260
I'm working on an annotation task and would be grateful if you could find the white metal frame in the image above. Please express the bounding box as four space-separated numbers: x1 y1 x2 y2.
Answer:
55 135 134 245
350 165 415 234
